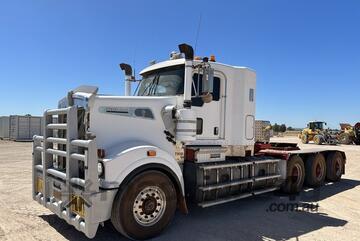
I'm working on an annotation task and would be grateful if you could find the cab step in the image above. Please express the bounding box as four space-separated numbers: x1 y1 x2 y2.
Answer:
198 187 279 208
184 157 285 207
198 174 281 191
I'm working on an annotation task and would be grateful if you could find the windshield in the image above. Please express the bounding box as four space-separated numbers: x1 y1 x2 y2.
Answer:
310 122 325 130
137 65 184 96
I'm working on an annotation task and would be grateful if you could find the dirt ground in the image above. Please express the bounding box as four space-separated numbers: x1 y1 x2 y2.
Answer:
0 137 359 241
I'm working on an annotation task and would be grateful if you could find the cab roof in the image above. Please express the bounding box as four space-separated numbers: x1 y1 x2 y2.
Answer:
139 58 254 75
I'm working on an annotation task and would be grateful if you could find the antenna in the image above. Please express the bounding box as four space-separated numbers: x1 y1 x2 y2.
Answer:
132 45 138 95
132 44 137 78
194 13 202 55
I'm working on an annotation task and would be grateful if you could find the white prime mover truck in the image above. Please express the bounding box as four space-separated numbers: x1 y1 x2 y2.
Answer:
32 44 346 240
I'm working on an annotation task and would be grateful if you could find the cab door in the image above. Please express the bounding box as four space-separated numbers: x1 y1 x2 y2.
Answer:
191 73 224 140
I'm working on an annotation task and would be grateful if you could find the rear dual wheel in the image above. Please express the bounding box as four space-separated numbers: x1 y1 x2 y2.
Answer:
326 152 344 182
305 152 344 185
282 155 305 193
283 152 344 193
305 153 326 187
111 171 177 240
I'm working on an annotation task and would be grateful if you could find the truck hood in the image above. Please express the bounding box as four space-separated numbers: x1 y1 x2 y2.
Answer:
88 94 180 154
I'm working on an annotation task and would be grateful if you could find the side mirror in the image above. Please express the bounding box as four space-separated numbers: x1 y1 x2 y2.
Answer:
202 65 214 94
191 96 204 107
199 60 214 104
191 93 213 107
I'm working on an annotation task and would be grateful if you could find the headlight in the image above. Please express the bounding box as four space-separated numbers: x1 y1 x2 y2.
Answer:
97 162 104 177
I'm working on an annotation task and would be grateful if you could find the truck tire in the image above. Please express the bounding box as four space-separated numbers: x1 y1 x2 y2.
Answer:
305 153 326 187
355 139 360 145
313 135 322 145
111 170 177 240
282 155 305 193
326 152 344 182
301 134 309 144
338 133 352 145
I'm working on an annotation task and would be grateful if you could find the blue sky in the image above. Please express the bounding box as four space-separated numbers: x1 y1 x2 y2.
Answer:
0 0 359 128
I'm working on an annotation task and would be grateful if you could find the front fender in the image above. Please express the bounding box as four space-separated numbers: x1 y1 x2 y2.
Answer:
100 145 184 195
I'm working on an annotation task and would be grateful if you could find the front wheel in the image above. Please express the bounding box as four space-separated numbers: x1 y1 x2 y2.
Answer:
301 134 309 144
111 171 177 240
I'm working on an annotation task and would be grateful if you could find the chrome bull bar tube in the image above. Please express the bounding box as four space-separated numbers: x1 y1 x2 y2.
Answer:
32 106 116 238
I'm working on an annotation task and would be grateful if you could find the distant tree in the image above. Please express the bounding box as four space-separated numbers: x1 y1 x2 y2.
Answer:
273 123 280 132
272 123 287 132
279 124 286 132
280 124 287 132
287 126 294 131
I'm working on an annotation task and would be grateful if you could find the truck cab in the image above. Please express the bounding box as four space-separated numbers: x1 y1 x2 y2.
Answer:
136 56 254 150
32 44 346 240
308 121 327 131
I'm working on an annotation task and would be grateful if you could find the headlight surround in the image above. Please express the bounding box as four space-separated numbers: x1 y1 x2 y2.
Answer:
97 162 104 177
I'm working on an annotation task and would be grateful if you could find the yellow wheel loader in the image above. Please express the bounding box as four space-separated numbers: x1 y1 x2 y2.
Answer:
299 121 338 145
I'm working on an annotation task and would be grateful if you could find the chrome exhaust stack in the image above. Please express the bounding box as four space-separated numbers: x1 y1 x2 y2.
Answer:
178 43 194 108
119 63 135 96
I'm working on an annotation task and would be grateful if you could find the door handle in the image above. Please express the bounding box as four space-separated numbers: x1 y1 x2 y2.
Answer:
214 127 219 135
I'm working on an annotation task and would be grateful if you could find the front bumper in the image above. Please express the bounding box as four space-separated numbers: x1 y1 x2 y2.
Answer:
32 106 117 238
33 176 116 238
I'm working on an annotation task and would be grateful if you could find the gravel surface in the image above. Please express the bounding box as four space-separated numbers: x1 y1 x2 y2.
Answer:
0 137 359 241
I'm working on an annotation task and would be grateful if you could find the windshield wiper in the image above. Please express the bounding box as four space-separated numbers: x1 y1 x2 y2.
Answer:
140 74 159 96
148 74 160 96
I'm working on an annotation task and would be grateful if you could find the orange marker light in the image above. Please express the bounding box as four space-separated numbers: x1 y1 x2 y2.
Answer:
147 150 157 157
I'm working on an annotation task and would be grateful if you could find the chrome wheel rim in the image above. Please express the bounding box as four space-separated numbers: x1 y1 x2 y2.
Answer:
133 186 166 226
